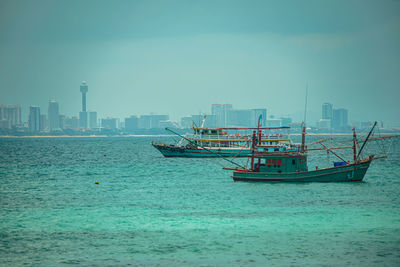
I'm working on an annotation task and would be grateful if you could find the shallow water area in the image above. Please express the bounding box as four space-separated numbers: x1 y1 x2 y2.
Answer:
1 136 399 266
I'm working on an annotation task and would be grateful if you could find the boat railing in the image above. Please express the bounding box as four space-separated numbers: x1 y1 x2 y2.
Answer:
186 133 290 142
187 134 251 141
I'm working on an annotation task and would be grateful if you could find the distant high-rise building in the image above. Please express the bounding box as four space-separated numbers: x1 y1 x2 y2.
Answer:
139 115 169 129
40 114 47 131
48 100 59 131
227 109 252 127
89 111 97 129
0 104 21 128
212 104 232 127
125 116 139 131
101 118 118 129
322 103 333 120
29 106 41 132
204 114 216 128
65 116 79 129
332 108 348 130
79 111 88 128
59 115 65 129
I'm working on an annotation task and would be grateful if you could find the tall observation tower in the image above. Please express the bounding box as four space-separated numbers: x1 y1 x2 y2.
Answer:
80 81 88 112
79 81 88 128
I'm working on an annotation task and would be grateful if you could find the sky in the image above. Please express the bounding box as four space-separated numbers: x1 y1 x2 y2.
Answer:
0 0 399 125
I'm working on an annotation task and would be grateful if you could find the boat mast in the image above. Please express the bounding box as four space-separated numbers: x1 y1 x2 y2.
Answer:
352 127 357 162
301 123 306 152
250 130 256 171
256 116 262 171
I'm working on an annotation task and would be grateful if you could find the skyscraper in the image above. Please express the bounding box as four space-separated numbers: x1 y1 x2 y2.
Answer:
332 108 348 130
59 115 65 130
211 104 232 127
88 111 97 129
79 81 88 128
48 100 59 131
125 116 139 131
322 103 333 120
227 109 252 127
101 118 118 129
40 114 47 131
138 115 169 129
0 104 21 128
29 106 41 132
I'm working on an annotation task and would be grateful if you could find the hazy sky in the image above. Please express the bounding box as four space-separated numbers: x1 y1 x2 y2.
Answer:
1 0 399 124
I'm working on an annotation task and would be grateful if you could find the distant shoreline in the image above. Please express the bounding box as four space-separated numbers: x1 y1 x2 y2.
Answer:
1 132 399 138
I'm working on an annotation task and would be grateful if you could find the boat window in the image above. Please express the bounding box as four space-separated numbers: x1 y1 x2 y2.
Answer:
274 148 279 152
292 159 296 165
211 130 217 134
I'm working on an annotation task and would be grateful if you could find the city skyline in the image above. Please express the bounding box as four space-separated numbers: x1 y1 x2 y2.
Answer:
2 96 391 133
0 1 399 125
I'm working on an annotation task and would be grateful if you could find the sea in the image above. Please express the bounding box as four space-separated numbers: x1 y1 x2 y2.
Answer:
1 135 399 266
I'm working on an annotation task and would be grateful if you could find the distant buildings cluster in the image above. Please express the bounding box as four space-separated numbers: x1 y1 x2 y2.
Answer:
0 105 21 129
317 103 349 131
317 103 376 132
180 104 268 129
0 84 394 135
24 82 99 133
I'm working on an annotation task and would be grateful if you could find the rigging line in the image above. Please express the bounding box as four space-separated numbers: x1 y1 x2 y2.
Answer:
377 126 387 155
357 121 377 160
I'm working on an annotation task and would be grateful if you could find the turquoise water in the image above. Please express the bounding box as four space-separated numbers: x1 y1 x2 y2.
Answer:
1 136 399 266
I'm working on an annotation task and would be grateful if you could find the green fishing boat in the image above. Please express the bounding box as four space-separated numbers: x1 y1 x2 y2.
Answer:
225 121 383 182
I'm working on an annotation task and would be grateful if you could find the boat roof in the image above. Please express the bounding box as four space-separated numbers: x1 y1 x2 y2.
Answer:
193 126 290 130
193 127 223 130
222 127 290 130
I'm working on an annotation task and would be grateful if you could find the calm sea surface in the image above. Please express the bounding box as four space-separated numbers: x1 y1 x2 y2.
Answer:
1 136 399 266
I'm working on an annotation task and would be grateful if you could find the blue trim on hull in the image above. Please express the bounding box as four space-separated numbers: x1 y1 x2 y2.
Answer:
152 144 253 158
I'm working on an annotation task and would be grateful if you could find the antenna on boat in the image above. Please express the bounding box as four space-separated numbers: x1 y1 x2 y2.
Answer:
303 83 308 126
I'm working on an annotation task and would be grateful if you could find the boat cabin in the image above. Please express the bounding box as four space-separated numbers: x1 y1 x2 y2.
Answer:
253 153 307 173
255 141 299 153
193 128 225 135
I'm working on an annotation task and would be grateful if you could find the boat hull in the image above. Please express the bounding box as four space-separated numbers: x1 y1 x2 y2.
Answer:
232 159 372 182
152 143 253 158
